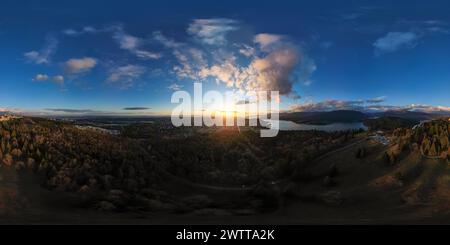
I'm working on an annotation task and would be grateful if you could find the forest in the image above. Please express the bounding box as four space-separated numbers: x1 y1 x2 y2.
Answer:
0 117 362 213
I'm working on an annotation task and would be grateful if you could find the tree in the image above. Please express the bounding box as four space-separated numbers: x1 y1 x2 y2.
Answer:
3 153 13 166
429 142 437 156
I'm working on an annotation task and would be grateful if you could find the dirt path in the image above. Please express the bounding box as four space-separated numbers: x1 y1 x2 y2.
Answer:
313 137 368 162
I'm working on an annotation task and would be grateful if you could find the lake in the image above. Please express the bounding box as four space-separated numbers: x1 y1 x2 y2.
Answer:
261 120 368 132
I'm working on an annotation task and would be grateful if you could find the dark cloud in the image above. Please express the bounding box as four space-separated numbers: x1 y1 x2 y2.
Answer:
122 107 151 110
44 108 100 113
366 96 386 103
235 100 253 105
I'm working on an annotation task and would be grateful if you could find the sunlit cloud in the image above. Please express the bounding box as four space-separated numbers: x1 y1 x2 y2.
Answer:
64 57 97 74
52 75 65 85
197 33 309 95
57 19 315 97
237 44 256 58
254 33 283 51
32 73 65 86
33 74 49 81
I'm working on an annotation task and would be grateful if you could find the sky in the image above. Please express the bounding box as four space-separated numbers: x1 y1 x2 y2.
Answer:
0 0 449 116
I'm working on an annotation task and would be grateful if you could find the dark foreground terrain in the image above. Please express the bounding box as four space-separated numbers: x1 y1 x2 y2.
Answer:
0 116 449 224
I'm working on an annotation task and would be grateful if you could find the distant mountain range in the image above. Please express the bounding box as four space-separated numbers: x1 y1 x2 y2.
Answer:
280 110 368 124
280 109 449 125
371 110 435 121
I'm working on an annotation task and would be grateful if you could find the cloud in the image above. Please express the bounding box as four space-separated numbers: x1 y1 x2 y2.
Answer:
40 107 155 116
254 33 283 50
245 45 300 94
187 18 238 45
0 107 22 115
58 20 313 97
52 75 65 85
122 107 151 110
235 99 253 105
373 32 419 55
397 19 450 34
153 31 182 48
106 64 146 89
64 57 97 74
33 74 49 81
134 50 162 60
371 20 450 55
340 13 364 21
156 20 315 97
63 29 79 36
366 96 386 103
404 104 450 113
289 100 365 112
197 35 306 95
363 104 450 114
17 107 153 116
62 26 111 36
114 31 140 50
33 74 65 85
167 83 183 91
237 44 256 57
63 24 162 60
287 97 450 114
44 108 99 113
23 36 58 64
63 25 162 60
113 27 161 60
173 48 207 80
320 41 334 50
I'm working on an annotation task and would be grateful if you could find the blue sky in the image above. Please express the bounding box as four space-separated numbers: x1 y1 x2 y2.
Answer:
1 0 449 116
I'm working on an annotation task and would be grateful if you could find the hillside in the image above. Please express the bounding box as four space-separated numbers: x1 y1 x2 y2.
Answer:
374 110 436 121
413 119 450 159
368 119 450 213
1 116 450 224
281 109 447 125
364 116 419 131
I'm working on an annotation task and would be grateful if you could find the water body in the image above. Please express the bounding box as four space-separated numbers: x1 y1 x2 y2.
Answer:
262 120 368 132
